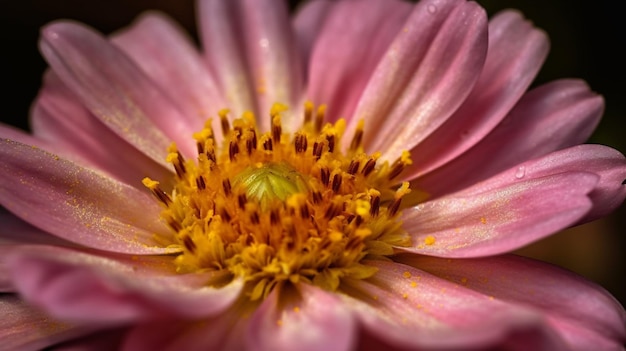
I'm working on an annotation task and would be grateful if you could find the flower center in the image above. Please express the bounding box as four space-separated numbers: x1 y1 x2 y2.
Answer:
143 103 413 300
233 162 308 210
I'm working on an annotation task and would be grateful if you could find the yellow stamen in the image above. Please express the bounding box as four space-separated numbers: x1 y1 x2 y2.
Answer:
144 103 413 300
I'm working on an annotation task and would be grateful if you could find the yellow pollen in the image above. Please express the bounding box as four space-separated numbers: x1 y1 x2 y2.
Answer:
144 103 413 301
424 235 436 245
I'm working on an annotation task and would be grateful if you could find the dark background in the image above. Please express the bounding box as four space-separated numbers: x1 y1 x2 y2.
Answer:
1 0 624 306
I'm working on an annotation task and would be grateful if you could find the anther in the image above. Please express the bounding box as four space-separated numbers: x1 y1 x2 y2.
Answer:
388 151 413 180
246 138 255 155
320 167 331 187
315 105 326 132
196 176 206 190
251 129 258 148
355 215 364 227
388 162 405 181
331 173 342 193
272 116 282 144
233 125 243 140
263 138 273 151
370 195 380 217
220 208 232 222
299 204 311 219
193 123 213 156
326 134 336 153
345 236 363 251
168 218 182 232
362 158 377 177
206 148 217 163
287 204 296 217
350 120 365 152
238 193 248 210
304 101 314 124
294 133 308 154
250 211 260 224
347 160 360 175
142 178 172 206
324 203 341 220
311 190 323 204
229 141 240 161
168 151 187 178
246 129 258 154
182 235 197 253
387 198 402 217
346 214 356 224
152 187 171 205
219 109 231 137
312 141 323 160
178 152 186 172
222 179 232 196
270 209 280 225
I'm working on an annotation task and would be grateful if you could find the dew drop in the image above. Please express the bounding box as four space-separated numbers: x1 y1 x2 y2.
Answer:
427 4 437 14
515 166 526 179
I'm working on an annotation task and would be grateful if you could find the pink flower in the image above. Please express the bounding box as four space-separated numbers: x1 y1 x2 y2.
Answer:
1 0 625 350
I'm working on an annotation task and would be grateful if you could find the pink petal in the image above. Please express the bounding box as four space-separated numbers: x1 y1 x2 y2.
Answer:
122 315 247 351
397 254 626 351
122 322 195 351
573 147 626 222
406 10 550 178
197 0 256 119
248 284 356 351
40 21 196 159
305 0 412 123
237 0 303 131
349 0 488 160
0 246 15 292
346 260 569 350
0 139 174 254
198 0 303 131
292 0 334 77
0 122 55 153
0 209 76 247
401 171 597 257
7 246 243 323
0 295 89 350
417 79 604 197
425 143 626 222
0 210 78 292
111 12 227 141
50 329 127 351
30 71 172 189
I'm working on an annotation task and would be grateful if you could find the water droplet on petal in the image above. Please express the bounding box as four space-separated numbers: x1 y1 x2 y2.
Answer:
427 4 437 14
515 166 526 179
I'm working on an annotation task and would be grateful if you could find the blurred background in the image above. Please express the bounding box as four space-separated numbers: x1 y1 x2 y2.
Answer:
1 0 624 306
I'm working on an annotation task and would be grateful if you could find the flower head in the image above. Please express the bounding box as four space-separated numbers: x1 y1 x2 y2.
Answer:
1 0 625 350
